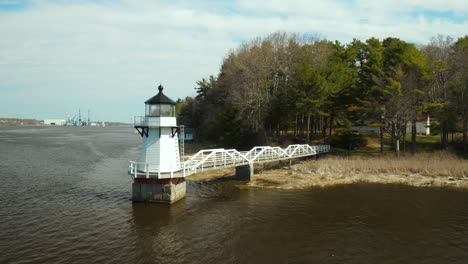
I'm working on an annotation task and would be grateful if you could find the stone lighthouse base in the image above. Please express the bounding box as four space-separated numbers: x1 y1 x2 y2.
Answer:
132 178 186 203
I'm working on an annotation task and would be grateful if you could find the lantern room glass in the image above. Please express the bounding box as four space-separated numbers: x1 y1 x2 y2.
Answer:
145 103 175 117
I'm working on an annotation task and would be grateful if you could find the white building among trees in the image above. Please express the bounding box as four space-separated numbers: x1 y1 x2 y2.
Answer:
350 115 431 135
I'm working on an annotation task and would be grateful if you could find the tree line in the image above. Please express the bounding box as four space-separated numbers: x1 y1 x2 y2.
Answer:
177 32 468 156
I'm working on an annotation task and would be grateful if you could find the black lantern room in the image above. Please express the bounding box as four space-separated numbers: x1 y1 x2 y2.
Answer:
145 84 176 117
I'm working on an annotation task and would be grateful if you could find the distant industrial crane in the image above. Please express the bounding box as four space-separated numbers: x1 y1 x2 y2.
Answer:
65 112 76 126
78 109 82 125
65 109 87 126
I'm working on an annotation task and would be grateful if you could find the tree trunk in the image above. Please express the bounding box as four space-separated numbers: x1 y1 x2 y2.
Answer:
306 114 311 143
300 114 304 138
395 137 400 158
402 124 407 152
294 113 298 137
314 116 318 137
322 117 327 143
463 118 468 153
311 119 315 138
411 120 417 154
303 114 307 138
441 120 449 149
329 112 334 136
380 127 384 154
319 116 322 138
391 123 395 150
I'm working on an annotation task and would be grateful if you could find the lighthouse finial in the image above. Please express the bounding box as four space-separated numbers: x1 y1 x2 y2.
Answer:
158 82 164 92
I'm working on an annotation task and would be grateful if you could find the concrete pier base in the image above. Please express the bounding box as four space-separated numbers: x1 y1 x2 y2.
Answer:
235 163 254 181
132 178 186 203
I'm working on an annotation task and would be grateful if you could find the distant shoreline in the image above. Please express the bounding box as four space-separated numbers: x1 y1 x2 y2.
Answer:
0 118 41 126
0 118 130 127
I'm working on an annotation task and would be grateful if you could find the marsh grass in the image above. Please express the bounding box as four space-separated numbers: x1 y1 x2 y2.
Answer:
303 151 467 177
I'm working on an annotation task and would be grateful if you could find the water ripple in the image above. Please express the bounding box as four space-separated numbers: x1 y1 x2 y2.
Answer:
1 127 468 263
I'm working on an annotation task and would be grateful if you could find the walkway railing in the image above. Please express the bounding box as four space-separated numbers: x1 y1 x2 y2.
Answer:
129 144 330 179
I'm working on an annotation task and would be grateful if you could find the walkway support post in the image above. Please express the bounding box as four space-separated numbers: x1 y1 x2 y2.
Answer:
235 163 254 181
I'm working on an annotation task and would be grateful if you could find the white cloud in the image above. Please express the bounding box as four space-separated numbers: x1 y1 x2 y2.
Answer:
0 0 467 121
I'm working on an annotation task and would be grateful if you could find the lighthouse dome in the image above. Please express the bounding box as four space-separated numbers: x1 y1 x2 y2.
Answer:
145 84 176 117
145 85 176 105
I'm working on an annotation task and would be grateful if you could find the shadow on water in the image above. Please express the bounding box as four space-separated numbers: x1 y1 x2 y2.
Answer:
130 201 189 264
132 200 188 228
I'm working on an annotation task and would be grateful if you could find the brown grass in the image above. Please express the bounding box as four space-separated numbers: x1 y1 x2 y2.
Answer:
249 152 468 189
303 151 467 177
185 151 468 189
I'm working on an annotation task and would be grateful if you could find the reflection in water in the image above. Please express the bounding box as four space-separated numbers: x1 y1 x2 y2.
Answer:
132 202 188 263
1 126 468 264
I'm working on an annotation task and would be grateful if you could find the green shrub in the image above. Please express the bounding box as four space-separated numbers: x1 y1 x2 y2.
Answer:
330 129 368 150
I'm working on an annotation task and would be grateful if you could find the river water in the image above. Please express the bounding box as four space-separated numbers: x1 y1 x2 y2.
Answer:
1 126 468 263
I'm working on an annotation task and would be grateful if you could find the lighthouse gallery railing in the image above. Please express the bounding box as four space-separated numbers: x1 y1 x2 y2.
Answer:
129 144 330 179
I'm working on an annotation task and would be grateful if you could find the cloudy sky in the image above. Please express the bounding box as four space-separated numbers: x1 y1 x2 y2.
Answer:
0 0 467 122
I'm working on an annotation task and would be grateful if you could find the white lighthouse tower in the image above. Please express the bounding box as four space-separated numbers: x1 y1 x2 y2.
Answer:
131 84 186 203
138 84 181 173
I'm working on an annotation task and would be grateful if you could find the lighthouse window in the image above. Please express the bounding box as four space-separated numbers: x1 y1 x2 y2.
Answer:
146 104 161 116
160 104 174 117
146 104 175 117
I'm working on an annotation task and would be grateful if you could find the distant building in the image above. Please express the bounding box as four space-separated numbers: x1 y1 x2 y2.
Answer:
43 119 66 126
349 125 380 133
350 115 431 135
406 115 431 135
183 127 196 141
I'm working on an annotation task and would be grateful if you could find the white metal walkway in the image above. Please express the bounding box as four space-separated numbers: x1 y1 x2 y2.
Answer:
129 144 330 179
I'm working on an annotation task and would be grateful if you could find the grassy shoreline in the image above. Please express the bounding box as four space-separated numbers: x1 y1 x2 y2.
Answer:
249 152 468 189
188 152 468 189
